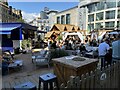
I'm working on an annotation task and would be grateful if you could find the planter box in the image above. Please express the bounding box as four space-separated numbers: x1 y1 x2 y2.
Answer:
52 56 98 85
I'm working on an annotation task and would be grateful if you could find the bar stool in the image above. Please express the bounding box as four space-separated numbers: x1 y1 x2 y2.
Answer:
38 73 59 90
13 81 36 90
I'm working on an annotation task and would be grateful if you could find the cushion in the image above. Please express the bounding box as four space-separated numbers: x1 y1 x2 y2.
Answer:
40 50 47 56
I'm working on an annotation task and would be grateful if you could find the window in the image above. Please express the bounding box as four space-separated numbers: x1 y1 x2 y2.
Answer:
87 24 94 32
118 1 120 7
66 14 70 24
57 16 60 24
95 22 103 29
61 15 65 24
105 21 115 28
118 10 120 18
96 2 105 10
117 21 120 28
106 2 116 9
96 12 103 21
106 10 115 19
88 14 94 22
87 4 95 13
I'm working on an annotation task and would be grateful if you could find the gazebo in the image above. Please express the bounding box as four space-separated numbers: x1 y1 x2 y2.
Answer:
45 24 85 42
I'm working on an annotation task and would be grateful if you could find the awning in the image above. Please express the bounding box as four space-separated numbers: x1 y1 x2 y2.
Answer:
0 31 11 34
0 23 21 34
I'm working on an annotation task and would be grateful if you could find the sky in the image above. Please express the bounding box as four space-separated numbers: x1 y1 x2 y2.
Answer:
8 2 79 22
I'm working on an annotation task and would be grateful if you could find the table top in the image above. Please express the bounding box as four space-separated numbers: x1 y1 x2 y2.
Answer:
52 55 98 69
8 60 23 68
39 73 57 81
14 82 36 89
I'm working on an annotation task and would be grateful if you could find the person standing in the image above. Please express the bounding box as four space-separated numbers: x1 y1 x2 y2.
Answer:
112 34 120 62
98 38 110 69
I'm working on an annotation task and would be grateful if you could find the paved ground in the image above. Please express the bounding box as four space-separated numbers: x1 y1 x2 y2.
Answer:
2 52 53 89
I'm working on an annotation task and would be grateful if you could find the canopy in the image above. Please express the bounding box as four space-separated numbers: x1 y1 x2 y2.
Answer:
0 23 38 35
0 23 21 34
0 31 11 34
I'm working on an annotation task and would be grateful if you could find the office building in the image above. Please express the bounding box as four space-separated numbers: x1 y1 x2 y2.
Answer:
78 0 120 34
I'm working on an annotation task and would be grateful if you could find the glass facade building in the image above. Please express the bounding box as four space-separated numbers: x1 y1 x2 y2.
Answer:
79 0 120 33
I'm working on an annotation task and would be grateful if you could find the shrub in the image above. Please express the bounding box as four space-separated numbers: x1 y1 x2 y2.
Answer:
50 49 68 58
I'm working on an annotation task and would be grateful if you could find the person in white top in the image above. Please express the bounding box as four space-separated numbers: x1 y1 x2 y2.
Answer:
98 38 110 69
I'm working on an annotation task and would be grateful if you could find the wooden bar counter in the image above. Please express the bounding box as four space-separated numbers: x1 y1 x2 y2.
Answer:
52 55 98 85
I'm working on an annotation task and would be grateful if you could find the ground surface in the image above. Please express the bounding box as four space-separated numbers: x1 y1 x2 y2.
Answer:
2 52 53 89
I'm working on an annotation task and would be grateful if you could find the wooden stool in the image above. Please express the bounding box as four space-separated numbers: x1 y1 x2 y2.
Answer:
39 73 59 90
13 82 36 90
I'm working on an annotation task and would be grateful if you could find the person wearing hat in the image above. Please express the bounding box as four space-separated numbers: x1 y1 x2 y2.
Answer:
98 38 110 69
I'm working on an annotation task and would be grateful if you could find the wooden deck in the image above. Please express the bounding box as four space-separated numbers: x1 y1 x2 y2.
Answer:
2 68 53 90
1 52 54 89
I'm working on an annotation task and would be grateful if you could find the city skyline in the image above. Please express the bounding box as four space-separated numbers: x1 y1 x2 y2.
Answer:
8 2 79 22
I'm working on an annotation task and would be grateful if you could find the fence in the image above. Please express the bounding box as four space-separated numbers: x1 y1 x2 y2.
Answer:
53 62 120 89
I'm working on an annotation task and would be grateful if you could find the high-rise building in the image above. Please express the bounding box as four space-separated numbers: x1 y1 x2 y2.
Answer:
78 0 120 33
29 8 58 40
29 8 58 32
0 0 22 23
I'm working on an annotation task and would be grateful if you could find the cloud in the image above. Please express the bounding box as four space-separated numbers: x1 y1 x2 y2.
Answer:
22 11 39 23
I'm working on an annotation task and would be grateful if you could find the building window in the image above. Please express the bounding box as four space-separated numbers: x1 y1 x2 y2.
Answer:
96 2 105 11
61 15 65 24
117 21 120 28
87 4 95 13
118 1 120 7
88 14 94 22
87 24 94 32
106 10 115 19
106 2 116 9
66 14 70 24
96 12 103 21
57 16 60 24
105 21 115 28
118 10 120 18
95 22 103 29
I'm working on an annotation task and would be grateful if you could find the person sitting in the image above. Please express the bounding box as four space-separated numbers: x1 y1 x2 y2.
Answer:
79 43 87 56
1 55 11 75
51 40 57 49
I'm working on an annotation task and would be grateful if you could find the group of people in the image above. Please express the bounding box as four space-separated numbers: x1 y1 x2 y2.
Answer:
98 34 120 69
48 33 120 69
47 36 90 57
47 36 83 50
